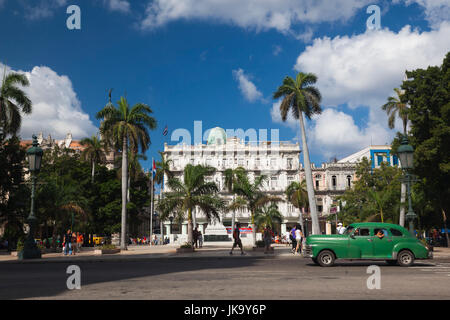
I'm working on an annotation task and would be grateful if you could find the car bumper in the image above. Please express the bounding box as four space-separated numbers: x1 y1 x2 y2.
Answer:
303 245 313 258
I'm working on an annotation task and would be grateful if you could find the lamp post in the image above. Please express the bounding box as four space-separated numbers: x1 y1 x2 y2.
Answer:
19 135 43 260
397 136 416 236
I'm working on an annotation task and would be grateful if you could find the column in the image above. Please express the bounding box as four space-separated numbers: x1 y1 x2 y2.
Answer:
326 222 332 235
281 223 287 235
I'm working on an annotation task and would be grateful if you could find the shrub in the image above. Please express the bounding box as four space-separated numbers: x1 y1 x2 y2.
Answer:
101 244 118 250
180 242 193 249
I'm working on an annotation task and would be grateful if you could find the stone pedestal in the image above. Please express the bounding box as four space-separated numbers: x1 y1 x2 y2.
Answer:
204 219 230 242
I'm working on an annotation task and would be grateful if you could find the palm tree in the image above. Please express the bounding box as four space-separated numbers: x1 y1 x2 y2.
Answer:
255 203 283 231
96 96 157 250
0 69 32 137
273 72 322 235
285 180 309 234
232 171 279 246
115 149 147 202
155 151 173 190
224 167 246 233
80 135 108 183
382 87 409 227
157 164 225 245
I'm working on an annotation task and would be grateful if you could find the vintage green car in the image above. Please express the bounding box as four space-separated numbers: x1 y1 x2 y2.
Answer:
303 222 432 267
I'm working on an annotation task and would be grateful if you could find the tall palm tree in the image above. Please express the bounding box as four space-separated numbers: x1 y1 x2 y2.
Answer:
157 164 225 245
96 96 157 250
0 70 32 137
155 151 173 190
255 203 283 231
232 171 279 246
115 149 147 202
285 180 309 234
80 135 108 183
382 87 409 227
273 72 322 235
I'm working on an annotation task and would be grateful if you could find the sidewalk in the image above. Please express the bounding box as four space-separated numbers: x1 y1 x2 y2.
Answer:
1 244 449 264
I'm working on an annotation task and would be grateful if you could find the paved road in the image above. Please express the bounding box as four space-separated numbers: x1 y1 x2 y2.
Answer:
1 255 449 300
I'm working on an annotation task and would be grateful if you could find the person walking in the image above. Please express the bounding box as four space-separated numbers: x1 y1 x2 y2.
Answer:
337 223 346 234
71 232 77 255
295 224 304 255
230 222 244 255
290 226 297 254
198 231 203 248
193 226 199 248
76 233 83 253
63 230 72 256
263 226 273 254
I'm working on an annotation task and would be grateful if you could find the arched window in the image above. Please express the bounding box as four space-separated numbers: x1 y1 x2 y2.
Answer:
332 175 337 187
347 175 352 188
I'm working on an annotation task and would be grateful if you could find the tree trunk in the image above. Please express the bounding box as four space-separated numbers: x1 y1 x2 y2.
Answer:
399 182 406 226
299 206 305 234
120 135 128 250
91 160 95 184
251 211 256 246
443 209 449 248
298 111 320 234
187 208 193 245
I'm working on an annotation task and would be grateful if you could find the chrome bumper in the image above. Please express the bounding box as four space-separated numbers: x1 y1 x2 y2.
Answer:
428 250 433 259
303 245 313 258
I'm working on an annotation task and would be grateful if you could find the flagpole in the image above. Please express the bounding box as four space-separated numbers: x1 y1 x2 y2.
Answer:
150 160 154 246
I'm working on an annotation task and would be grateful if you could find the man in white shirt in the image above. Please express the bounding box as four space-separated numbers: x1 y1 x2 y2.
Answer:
337 223 346 234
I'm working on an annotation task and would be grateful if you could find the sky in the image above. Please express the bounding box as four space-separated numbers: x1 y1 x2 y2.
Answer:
0 0 449 170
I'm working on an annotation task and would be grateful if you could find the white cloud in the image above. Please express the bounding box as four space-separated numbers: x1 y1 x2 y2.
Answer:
0 63 98 140
232 68 264 103
270 100 298 129
393 0 450 28
140 0 373 33
21 0 68 20
104 0 130 13
288 22 450 160
295 22 450 110
272 45 282 56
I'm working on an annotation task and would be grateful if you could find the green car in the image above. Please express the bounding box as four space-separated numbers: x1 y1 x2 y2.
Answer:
303 222 432 267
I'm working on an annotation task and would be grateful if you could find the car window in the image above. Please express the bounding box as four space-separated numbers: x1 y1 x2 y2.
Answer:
374 228 389 236
344 226 354 235
390 228 403 237
354 228 370 236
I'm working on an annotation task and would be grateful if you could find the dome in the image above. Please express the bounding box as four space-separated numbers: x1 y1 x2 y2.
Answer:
207 127 227 145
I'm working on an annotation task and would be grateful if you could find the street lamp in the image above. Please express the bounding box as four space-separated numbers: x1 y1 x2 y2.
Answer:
19 135 43 260
397 136 417 236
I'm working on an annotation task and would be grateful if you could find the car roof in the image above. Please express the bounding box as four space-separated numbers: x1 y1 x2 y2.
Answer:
349 222 409 233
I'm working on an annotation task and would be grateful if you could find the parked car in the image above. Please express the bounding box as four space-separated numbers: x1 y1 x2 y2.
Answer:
303 222 432 267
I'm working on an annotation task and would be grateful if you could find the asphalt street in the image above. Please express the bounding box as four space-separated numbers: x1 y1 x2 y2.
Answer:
1 255 449 300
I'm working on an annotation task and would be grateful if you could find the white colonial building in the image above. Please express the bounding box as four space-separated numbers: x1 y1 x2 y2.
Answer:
160 128 394 241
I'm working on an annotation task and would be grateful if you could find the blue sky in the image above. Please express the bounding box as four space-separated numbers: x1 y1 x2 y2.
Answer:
1 0 449 170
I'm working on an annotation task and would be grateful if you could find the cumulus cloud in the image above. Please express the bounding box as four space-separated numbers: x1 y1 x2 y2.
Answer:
0 63 98 140
140 0 373 33
270 100 298 129
232 68 264 103
393 0 450 28
288 22 450 160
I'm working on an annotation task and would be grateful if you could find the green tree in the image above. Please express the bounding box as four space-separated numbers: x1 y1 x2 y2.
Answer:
80 135 108 183
224 167 246 232
0 70 32 137
157 164 225 245
285 180 309 233
96 96 157 250
273 72 322 234
401 52 450 245
255 203 283 231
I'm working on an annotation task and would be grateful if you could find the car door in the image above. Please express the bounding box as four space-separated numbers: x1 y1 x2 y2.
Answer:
372 228 394 259
348 228 373 258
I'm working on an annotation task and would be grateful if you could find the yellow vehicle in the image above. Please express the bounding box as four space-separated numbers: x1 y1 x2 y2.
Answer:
92 236 104 245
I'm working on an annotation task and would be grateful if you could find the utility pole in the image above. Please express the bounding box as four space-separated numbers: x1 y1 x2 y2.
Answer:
150 163 154 245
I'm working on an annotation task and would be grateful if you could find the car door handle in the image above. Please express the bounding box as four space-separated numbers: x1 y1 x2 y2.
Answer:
367 239 373 242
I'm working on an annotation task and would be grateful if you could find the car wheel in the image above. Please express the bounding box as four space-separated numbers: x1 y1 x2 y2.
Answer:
397 250 415 267
312 257 320 265
385 260 398 266
317 250 335 267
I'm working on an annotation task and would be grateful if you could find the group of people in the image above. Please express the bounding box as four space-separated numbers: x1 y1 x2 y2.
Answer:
192 226 203 248
63 230 83 256
289 224 304 255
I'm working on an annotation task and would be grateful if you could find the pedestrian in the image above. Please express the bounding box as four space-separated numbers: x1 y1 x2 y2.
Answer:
71 232 77 255
193 226 199 248
63 230 72 256
76 233 83 253
295 224 303 255
230 222 244 255
198 231 203 248
263 225 273 254
337 223 346 235
290 226 297 254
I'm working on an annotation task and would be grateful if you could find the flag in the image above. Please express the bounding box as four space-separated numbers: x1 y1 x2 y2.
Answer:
163 125 168 136
152 158 157 180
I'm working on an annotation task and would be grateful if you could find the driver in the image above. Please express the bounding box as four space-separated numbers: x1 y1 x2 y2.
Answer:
376 229 385 239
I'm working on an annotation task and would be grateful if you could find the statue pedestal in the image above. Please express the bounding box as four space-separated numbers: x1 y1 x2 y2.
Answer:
204 219 230 242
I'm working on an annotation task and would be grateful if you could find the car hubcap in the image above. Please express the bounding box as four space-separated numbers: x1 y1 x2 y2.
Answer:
401 254 411 265
321 254 332 265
